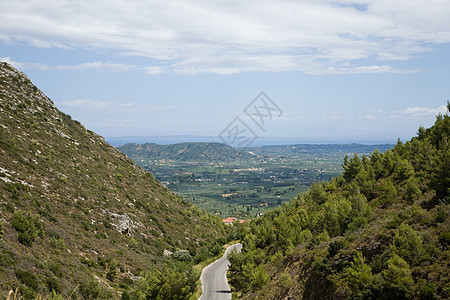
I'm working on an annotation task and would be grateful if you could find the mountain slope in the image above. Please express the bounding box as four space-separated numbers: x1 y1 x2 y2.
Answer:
117 142 256 162
229 104 450 299
0 62 226 298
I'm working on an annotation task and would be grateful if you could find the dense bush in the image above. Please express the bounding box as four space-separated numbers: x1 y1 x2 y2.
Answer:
45 276 62 294
11 210 45 246
0 219 3 239
15 269 39 291
229 106 450 299
344 252 373 299
173 250 193 261
79 278 103 299
129 261 199 299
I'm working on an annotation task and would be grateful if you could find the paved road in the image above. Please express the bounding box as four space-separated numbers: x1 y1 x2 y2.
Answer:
199 243 242 300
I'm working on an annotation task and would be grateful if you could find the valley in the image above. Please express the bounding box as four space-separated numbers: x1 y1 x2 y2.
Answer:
2 1 449 298
118 143 393 218
1 62 448 300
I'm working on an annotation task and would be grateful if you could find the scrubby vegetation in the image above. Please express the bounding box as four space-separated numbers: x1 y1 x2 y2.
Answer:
0 62 227 298
229 103 450 299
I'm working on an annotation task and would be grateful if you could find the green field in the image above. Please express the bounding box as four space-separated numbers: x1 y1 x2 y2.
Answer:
119 143 393 218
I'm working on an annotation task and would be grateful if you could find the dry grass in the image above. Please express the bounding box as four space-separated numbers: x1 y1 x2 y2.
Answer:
5 286 79 300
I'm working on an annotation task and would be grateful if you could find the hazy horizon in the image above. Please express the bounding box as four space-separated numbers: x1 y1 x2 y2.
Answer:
105 134 397 147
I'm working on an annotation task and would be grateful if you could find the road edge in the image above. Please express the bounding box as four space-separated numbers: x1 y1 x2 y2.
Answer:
198 243 242 300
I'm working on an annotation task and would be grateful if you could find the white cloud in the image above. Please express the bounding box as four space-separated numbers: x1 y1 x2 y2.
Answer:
89 119 138 128
56 61 137 72
324 64 418 75
0 57 50 70
1 0 450 74
121 103 134 107
359 114 376 120
145 66 166 74
389 105 447 119
402 105 448 117
59 99 179 113
0 57 138 72
61 99 110 109
134 105 180 113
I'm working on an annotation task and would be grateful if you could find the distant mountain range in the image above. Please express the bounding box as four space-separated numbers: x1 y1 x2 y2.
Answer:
252 143 394 155
117 142 394 163
107 135 396 147
117 142 256 162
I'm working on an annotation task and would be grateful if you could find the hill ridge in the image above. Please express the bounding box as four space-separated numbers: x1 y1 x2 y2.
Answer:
228 103 450 299
118 141 255 162
0 62 225 299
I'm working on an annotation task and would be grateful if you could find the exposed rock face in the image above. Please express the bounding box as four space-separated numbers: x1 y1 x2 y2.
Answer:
110 212 132 235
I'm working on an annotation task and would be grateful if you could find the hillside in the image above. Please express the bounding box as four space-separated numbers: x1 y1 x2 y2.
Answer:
117 142 256 162
229 104 450 299
0 62 226 299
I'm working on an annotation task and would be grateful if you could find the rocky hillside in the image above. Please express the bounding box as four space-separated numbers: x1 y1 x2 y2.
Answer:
229 104 449 299
118 142 256 162
0 62 226 299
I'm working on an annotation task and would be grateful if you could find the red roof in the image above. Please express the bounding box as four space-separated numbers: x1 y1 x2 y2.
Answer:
222 217 237 224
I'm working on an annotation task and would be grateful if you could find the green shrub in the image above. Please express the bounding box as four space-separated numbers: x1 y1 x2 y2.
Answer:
49 263 63 277
345 251 373 298
278 271 293 290
404 177 422 203
418 281 437 299
128 237 139 250
391 223 425 266
174 250 193 261
438 232 450 250
11 210 45 246
15 269 39 290
11 210 28 233
395 159 415 181
79 278 101 299
106 259 119 282
347 216 368 231
379 179 397 208
0 219 3 239
251 265 270 291
381 254 414 299
343 154 362 182
129 264 199 299
18 232 35 247
50 237 67 250
45 276 62 294
103 220 112 229
328 239 346 257
47 291 65 300
209 241 223 256
435 207 447 223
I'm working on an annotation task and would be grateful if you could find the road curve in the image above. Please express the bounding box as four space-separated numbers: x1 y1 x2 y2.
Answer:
199 243 242 300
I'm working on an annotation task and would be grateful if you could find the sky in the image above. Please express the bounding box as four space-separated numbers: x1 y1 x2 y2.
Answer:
1 0 449 145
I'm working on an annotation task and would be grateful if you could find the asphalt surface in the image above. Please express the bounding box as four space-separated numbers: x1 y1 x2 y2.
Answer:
199 243 242 300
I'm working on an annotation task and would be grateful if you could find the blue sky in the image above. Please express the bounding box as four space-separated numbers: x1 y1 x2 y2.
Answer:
1 0 449 144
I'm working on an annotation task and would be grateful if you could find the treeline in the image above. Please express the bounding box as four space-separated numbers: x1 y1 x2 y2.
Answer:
229 103 449 299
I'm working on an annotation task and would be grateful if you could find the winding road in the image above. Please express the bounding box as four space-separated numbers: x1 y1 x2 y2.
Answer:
199 243 242 300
